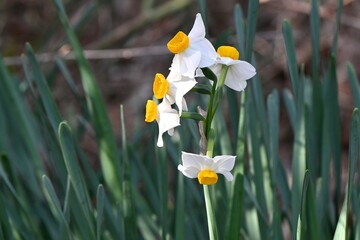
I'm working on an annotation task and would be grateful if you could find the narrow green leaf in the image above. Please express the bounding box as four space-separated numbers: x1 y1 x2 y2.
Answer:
347 63 360 109
247 91 268 239
267 90 283 239
58 121 94 237
180 112 206 121
234 3 245 55
175 172 184 240
331 0 343 53
326 55 341 209
334 108 359 239
96 185 105 240
225 173 243 240
53 0 122 201
42 175 71 238
282 20 299 103
283 89 296 131
291 110 306 238
25 43 62 135
120 105 137 240
0 191 13 240
310 0 320 81
245 0 259 61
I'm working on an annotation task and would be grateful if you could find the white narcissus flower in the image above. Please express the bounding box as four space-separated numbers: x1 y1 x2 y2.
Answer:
210 46 256 91
152 70 197 116
178 152 236 185
167 13 217 78
145 99 180 147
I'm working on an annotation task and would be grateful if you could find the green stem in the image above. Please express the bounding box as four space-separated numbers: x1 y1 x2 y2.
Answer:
203 129 218 240
205 65 229 138
203 185 218 240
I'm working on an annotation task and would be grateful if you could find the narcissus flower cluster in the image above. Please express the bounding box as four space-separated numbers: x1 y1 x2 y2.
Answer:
145 13 256 185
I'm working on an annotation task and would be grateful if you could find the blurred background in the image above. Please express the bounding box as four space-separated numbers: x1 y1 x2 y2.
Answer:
1 0 360 170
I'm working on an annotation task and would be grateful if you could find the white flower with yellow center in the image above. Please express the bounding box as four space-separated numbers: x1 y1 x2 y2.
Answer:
210 46 256 91
152 70 197 115
178 152 236 185
145 99 180 147
167 13 217 78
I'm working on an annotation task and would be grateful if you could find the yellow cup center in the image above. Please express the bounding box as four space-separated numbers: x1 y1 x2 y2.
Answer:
145 100 158 122
167 31 190 54
217 46 239 60
153 73 169 99
198 169 218 185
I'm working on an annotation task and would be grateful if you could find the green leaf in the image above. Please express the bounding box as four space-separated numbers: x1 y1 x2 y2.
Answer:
290 106 306 237
175 173 184 240
225 173 243 240
245 0 259 61
331 0 343 53
42 175 71 238
25 43 62 136
234 3 245 55
180 112 206 121
326 55 341 209
58 121 95 237
347 63 360 109
53 0 122 201
120 105 137 240
283 89 296 131
334 108 359 239
282 20 299 103
96 185 105 240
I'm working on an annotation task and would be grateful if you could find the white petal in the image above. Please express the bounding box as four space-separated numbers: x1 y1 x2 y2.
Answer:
213 155 236 172
172 79 197 115
181 49 202 78
190 39 217 67
217 57 238 66
209 64 222 80
188 13 205 41
156 100 180 147
181 151 207 169
181 98 188 112
218 171 234 181
178 165 199 178
225 62 256 91
195 68 205 77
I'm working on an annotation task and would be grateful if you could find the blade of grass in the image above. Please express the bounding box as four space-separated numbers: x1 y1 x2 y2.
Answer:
331 0 343 54
247 91 268 240
96 185 105 240
282 20 299 104
245 0 259 61
290 106 306 238
347 63 360 109
334 108 359 239
58 121 94 237
283 89 296 131
53 0 122 201
267 89 283 239
120 105 137 240
25 43 62 135
310 0 323 168
326 55 341 210
234 3 245 55
42 175 71 239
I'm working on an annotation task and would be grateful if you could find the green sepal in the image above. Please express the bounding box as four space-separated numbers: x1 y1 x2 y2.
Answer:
180 112 206 121
201 67 218 82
